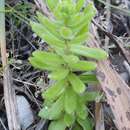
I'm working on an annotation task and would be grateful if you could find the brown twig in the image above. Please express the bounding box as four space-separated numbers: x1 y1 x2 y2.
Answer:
95 103 105 130
104 0 111 51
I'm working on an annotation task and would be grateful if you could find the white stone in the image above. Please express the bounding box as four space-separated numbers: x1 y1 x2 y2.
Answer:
16 96 34 130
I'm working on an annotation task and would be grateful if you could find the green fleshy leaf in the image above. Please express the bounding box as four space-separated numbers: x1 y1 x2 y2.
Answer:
29 57 54 71
69 3 96 28
69 33 90 45
36 12 62 39
46 0 59 11
77 118 93 130
64 87 77 114
48 119 66 130
76 98 88 120
81 92 100 102
60 26 73 39
69 60 97 71
30 21 65 48
79 73 99 84
64 113 75 127
53 1 72 21
39 95 64 120
68 73 85 94
68 13 84 26
69 3 96 34
48 68 69 80
43 80 65 101
32 51 64 66
70 45 108 60
76 0 85 12
62 54 79 64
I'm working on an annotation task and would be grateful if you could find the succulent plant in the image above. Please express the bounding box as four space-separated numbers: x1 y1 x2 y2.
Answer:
29 0 108 130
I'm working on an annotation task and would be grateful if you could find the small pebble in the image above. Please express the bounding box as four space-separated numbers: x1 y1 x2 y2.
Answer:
17 96 34 130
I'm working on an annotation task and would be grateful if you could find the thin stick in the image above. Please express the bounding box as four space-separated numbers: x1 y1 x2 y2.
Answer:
95 103 105 130
0 1 21 130
104 0 111 52
0 0 7 67
0 118 7 130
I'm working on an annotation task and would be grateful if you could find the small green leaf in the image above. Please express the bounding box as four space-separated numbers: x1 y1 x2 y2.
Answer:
76 105 88 120
63 54 79 64
39 95 64 120
53 3 64 20
70 45 108 60
36 12 62 39
32 51 64 66
64 113 75 127
72 21 90 36
43 80 65 101
77 118 93 130
69 61 97 71
68 73 85 94
48 120 66 130
53 1 73 21
46 0 59 11
76 0 85 12
64 87 77 114
69 4 95 28
29 57 54 71
69 3 96 33
48 68 69 80
30 21 65 48
60 26 73 39
69 33 90 45
81 92 100 102
79 73 99 84
76 99 88 120
68 13 85 27
76 24 89 36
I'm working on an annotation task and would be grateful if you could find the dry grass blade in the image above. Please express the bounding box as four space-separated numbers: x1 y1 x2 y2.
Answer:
0 1 21 130
95 103 105 130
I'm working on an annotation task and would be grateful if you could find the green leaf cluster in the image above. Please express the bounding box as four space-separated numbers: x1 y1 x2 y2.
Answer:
29 0 108 130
